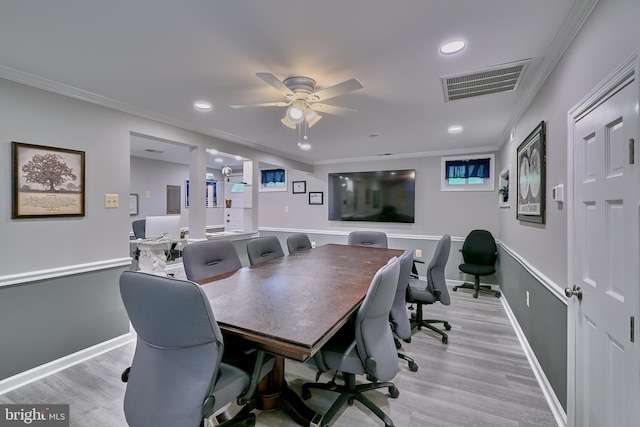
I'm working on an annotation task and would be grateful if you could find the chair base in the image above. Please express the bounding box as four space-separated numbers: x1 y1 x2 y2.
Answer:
410 303 451 344
393 337 418 371
453 280 501 298
301 372 398 427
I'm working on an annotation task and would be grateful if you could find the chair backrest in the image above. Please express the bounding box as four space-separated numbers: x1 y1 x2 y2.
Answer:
246 236 285 266
389 249 413 340
355 257 400 382
347 231 388 248
132 220 146 239
119 271 224 427
427 234 451 305
182 239 242 282
286 233 312 255
461 229 497 266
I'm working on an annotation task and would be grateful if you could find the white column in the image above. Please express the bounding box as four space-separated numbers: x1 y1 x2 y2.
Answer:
188 146 207 240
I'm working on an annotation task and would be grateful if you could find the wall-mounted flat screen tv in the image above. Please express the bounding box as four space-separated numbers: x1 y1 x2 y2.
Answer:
328 169 416 223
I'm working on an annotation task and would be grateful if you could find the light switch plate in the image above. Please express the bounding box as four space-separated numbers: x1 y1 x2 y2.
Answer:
104 194 119 208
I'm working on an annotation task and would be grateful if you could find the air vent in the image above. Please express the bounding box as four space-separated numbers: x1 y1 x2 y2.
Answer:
442 59 531 102
144 149 164 154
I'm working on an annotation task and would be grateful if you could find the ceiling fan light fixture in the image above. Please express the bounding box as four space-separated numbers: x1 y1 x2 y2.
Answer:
305 110 322 128
286 101 305 123
298 142 311 150
281 116 297 129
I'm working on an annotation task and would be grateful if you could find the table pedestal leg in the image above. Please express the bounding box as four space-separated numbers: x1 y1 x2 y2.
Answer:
255 357 322 426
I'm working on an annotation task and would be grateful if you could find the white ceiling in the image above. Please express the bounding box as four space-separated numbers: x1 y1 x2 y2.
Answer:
0 1 587 166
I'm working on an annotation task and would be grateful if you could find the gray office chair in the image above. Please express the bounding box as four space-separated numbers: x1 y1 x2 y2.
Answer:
453 229 500 298
182 239 242 282
407 234 452 344
390 249 418 372
286 233 312 255
301 257 400 427
347 231 388 248
246 236 285 266
119 271 272 427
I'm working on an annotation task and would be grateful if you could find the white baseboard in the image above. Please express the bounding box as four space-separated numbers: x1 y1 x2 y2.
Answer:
0 333 134 395
501 294 567 427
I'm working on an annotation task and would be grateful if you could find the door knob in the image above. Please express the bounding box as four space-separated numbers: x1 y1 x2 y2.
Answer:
565 285 583 300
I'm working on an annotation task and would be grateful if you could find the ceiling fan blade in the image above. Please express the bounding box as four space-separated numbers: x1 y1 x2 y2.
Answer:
256 72 295 97
310 78 363 102
308 103 356 115
229 101 291 109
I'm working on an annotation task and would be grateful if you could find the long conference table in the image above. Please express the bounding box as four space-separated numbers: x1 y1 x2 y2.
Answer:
197 243 404 425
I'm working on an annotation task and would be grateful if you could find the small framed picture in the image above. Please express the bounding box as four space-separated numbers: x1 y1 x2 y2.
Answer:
129 194 139 215
292 180 306 194
309 191 323 205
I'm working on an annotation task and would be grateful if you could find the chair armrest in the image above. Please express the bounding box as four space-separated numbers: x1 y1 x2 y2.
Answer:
238 350 274 404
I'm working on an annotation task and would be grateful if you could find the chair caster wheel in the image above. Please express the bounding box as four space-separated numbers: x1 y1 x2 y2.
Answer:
441 336 448 344
121 367 130 383
301 389 311 400
394 339 401 350
409 362 418 372
495 292 501 298
348 397 355 405
452 286 458 291
388 386 399 398
473 293 478 298
444 322 451 330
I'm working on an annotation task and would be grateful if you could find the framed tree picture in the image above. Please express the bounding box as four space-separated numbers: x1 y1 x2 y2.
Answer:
517 121 546 223
12 142 85 218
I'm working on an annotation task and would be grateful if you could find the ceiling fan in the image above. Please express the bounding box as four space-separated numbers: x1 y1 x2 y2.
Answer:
229 73 363 129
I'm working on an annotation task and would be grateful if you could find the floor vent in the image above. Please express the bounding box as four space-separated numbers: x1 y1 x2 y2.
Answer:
442 59 531 102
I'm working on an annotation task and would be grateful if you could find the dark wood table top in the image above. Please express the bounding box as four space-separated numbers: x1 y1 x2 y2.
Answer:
199 243 404 361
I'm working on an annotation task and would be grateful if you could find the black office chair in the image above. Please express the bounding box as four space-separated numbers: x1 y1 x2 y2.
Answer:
119 271 273 427
407 234 452 344
453 229 500 298
182 239 242 282
390 249 418 371
286 233 312 255
347 231 388 248
301 257 400 427
246 236 285 266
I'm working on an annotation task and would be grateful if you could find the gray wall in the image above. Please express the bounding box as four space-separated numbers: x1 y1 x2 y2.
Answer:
129 156 225 229
259 156 501 238
0 77 309 381
496 0 640 412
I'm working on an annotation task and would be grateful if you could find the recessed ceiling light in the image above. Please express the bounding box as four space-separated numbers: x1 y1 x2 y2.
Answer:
234 155 242 160
298 142 311 150
214 158 223 163
440 40 466 55
194 101 212 111
448 125 463 134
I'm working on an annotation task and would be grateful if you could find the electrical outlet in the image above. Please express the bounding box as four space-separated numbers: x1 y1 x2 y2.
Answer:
284 205 289 213
526 290 530 307
145 191 151 198
415 249 422 258
104 193 119 208
311 241 317 248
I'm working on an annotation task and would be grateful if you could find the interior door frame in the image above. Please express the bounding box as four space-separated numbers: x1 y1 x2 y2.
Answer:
566 51 640 427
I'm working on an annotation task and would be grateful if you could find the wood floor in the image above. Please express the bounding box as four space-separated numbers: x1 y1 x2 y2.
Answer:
0 283 558 427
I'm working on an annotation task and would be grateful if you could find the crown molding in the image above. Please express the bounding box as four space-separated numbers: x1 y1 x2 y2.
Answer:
498 0 600 147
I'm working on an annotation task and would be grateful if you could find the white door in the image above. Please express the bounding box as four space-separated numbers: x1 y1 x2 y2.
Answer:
569 59 639 427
